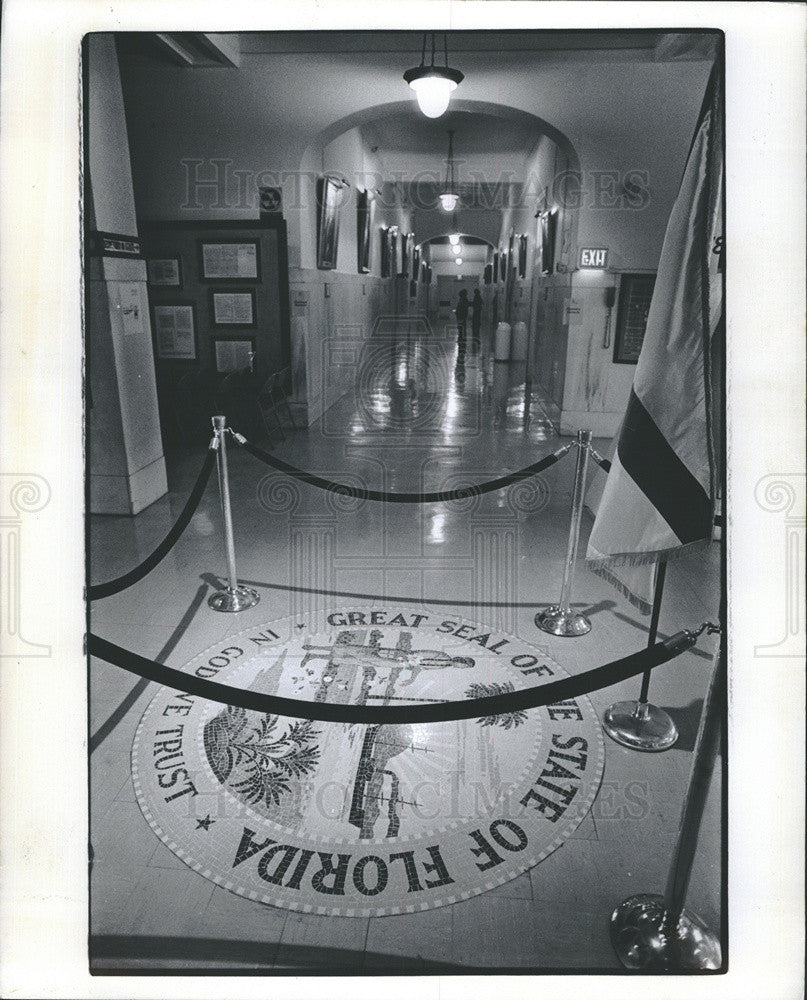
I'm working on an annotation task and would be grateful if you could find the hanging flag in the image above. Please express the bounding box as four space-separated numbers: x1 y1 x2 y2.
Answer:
586 64 724 613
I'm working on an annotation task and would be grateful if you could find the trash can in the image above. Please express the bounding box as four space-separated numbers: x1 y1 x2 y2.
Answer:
494 321 512 361
511 321 528 361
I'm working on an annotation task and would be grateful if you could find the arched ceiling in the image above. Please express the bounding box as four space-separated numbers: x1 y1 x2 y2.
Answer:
366 107 541 157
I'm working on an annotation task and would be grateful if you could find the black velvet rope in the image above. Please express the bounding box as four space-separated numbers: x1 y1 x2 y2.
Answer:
87 446 218 601
232 432 569 504
87 630 695 725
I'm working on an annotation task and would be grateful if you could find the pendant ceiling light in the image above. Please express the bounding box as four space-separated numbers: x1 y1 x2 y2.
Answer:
439 130 459 213
404 32 464 119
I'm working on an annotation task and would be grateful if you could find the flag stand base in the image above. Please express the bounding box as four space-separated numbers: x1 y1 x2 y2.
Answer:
610 893 721 970
602 699 678 751
535 605 592 637
208 585 260 613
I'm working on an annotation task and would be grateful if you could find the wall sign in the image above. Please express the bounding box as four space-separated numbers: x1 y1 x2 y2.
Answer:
88 230 143 258
119 283 145 338
258 185 283 215
579 247 609 269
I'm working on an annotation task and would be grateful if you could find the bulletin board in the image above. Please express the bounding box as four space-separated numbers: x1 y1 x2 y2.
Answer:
143 218 289 370
142 217 291 432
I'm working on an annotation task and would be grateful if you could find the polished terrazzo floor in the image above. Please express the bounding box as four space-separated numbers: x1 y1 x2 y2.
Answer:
88 328 723 972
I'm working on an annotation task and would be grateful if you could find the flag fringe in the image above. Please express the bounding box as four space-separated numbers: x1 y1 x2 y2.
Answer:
588 564 654 615
586 537 714 615
586 536 713 572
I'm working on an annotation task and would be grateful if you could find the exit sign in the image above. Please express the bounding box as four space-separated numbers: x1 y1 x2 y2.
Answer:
579 247 609 269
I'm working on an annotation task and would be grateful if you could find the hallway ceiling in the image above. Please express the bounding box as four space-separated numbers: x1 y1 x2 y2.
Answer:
118 29 716 160
237 30 672 56
116 29 716 231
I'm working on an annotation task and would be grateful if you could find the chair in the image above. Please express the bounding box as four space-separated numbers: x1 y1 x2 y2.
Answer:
258 367 297 442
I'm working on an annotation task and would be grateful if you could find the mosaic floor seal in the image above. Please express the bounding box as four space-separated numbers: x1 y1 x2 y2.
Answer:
132 607 605 917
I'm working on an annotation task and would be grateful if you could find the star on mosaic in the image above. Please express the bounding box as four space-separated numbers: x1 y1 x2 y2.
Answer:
195 815 215 831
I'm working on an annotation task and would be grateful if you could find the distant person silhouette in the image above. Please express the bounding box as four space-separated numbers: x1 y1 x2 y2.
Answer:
471 289 483 350
455 289 469 348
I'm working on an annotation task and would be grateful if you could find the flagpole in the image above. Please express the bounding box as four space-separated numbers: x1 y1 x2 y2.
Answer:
639 559 667 701
601 559 679 751
535 429 593 637
609 635 723 970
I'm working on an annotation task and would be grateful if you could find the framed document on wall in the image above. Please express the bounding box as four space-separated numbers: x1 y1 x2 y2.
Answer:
209 289 257 328
152 302 196 359
199 239 260 281
147 257 182 287
213 337 256 373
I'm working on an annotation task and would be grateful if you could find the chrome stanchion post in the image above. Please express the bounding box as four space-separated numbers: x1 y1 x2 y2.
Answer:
610 637 724 970
208 415 260 613
602 560 679 751
536 429 593 637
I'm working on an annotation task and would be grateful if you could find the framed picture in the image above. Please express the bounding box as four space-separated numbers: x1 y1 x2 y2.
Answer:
152 302 196 360
518 234 528 278
389 228 399 276
540 209 558 276
381 226 398 278
147 257 182 287
316 175 343 270
380 227 390 278
356 189 374 273
199 239 260 281
209 288 257 328
213 336 256 374
613 273 657 364
401 232 414 277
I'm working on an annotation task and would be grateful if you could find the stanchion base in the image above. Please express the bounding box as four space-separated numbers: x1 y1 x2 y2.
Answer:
603 700 678 752
610 893 722 970
535 605 592 637
208 586 261 614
